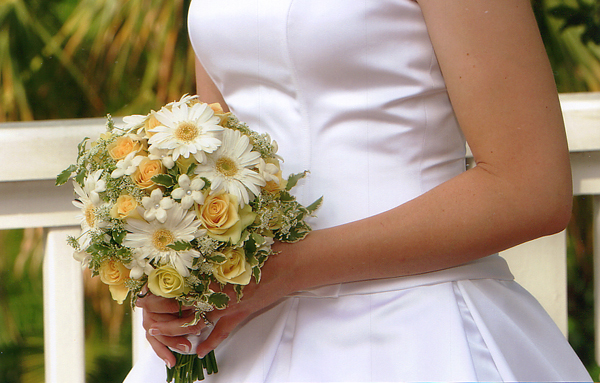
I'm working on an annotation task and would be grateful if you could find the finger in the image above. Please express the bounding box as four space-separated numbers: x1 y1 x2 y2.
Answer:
150 314 204 337
142 310 184 334
151 333 195 354
146 333 176 369
196 312 246 358
136 293 181 314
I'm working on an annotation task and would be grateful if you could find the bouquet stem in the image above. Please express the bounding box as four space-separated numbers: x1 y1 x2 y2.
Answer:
166 350 218 383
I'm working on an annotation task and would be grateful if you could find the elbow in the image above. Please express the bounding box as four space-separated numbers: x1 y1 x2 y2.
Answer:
525 176 573 237
540 193 572 235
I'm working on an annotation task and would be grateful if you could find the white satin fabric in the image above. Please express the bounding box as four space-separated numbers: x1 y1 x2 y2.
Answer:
124 0 591 381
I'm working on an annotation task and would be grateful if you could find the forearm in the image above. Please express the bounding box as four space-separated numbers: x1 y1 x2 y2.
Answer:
280 162 572 294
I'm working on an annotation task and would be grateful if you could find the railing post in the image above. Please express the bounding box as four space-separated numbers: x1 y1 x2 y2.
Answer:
43 226 85 383
594 196 600 366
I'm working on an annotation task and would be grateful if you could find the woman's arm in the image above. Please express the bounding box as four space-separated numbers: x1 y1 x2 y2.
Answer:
140 0 572 362
285 0 572 289
195 57 229 111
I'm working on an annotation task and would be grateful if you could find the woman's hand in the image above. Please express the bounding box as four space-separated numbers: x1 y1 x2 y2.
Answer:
138 241 299 363
136 292 199 368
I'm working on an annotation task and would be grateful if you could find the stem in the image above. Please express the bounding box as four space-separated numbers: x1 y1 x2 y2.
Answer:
165 351 218 383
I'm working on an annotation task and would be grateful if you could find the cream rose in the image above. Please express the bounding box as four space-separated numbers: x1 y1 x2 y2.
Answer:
256 158 287 194
147 266 190 298
107 135 143 160
132 157 164 189
197 193 256 244
110 194 142 220
213 247 252 285
99 259 129 304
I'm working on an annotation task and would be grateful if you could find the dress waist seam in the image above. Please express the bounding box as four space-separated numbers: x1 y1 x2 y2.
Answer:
289 254 514 299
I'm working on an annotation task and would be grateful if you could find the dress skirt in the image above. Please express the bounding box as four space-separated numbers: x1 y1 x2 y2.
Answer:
124 255 592 382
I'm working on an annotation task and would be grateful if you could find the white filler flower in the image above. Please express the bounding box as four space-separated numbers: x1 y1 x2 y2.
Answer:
195 129 266 206
141 188 175 223
171 174 205 209
123 204 202 277
149 102 223 163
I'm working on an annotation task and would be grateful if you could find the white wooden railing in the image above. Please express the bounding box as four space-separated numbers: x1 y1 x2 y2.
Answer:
1 92 599 382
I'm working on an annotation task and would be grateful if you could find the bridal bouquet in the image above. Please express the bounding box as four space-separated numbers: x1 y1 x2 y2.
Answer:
56 95 321 382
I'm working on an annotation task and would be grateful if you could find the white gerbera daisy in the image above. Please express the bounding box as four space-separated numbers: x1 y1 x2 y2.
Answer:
149 102 223 163
72 171 107 249
123 204 202 277
195 129 266 206
80 169 106 205
122 114 147 131
164 94 198 109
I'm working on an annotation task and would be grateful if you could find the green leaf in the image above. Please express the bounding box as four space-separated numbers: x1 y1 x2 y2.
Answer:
87 242 112 256
186 162 198 176
234 284 244 302
56 165 77 186
77 137 90 158
152 174 176 187
244 236 258 255
75 169 87 185
206 254 227 264
208 292 230 309
285 171 308 191
112 230 127 245
166 241 192 251
253 266 262 284
306 196 323 214
278 191 295 202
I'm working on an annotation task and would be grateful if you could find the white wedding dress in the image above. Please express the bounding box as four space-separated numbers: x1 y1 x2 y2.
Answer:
124 0 592 381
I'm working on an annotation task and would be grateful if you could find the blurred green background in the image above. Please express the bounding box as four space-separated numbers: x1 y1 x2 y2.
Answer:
1 0 599 381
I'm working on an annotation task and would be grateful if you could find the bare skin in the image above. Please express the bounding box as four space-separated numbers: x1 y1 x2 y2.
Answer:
137 0 572 368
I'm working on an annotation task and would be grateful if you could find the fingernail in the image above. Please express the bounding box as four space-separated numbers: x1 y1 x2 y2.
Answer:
197 350 207 359
149 328 160 336
164 359 173 369
178 343 190 353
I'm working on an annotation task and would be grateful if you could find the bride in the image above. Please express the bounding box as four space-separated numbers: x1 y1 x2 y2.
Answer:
125 0 592 381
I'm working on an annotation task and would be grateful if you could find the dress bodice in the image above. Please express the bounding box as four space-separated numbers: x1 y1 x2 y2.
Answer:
188 0 466 229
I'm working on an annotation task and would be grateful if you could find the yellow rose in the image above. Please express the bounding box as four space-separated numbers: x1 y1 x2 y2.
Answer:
176 155 198 175
144 112 161 137
110 194 142 220
132 157 164 189
213 247 252 285
208 102 224 114
107 135 143 160
99 259 129 304
197 193 256 244
147 266 190 298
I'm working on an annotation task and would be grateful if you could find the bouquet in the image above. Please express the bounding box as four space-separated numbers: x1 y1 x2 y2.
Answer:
56 95 321 382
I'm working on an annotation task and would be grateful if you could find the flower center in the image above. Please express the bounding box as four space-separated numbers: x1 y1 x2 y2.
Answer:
84 205 95 228
175 122 199 143
216 157 238 177
152 229 175 251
